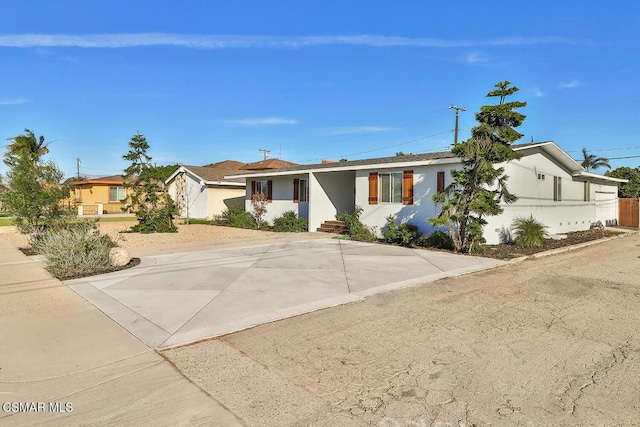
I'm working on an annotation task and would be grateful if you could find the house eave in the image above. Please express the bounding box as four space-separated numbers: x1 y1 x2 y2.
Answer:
573 171 627 184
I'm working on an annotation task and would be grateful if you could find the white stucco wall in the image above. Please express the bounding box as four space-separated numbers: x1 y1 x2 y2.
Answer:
245 174 310 225
355 165 458 237
483 150 619 243
308 171 356 231
167 171 208 219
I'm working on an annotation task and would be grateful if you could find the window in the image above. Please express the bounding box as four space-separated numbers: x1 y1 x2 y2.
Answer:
368 171 413 205
553 176 562 201
379 172 403 203
299 179 309 202
255 180 268 195
109 186 126 202
251 180 272 201
584 181 590 202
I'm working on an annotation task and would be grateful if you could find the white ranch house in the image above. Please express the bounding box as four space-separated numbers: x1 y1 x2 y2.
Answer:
228 141 625 245
165 166 245 219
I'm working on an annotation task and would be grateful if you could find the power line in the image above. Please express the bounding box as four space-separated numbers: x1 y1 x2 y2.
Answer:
299 129 454 162
566 146 640 153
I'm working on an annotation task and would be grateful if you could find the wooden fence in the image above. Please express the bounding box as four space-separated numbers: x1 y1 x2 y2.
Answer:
619 198 639 228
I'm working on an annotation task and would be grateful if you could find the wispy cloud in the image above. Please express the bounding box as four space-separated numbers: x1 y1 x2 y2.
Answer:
559 79 581 89
0 98 30 105
532 88 546 97
465 51 488 64
0 33 597 49
228 117 298 126
329 126 394 135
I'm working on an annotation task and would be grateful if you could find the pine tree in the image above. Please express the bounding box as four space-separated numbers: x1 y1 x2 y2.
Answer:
429 81 527 253
122 133 177 233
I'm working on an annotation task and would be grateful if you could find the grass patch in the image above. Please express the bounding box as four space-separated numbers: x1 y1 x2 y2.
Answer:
0 218 14 226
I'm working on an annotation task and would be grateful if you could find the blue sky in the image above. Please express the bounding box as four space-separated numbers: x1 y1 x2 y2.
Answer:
1 1 639 179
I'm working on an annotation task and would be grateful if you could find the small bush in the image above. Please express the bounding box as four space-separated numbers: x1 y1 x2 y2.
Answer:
382 215 421 247
511 215 547 248
336 207 376 242
129 206 178 233
31 220 117 280
273 210 308 232
421 230 455 250
214 206 257 229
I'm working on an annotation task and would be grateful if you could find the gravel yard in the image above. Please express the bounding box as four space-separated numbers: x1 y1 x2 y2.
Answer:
0 221 273 250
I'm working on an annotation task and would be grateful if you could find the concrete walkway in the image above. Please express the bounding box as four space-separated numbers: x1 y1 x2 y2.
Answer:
0 238 241 426
65 239 506 349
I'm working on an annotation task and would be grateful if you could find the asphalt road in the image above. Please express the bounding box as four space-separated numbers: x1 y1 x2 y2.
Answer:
164 232 640 426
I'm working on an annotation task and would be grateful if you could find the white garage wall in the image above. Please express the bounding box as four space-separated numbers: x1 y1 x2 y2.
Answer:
167 171 208 219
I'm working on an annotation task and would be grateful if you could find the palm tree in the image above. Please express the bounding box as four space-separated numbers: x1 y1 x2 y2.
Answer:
3 129 50 168
581 147 611 172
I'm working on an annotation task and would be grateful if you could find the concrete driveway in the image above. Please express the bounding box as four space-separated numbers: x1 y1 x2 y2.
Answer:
66 238 505 348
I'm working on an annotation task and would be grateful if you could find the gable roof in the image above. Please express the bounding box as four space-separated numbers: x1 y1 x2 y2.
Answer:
226 141 624 184
202 160 246 169
239 158 299 170
165 165 245 186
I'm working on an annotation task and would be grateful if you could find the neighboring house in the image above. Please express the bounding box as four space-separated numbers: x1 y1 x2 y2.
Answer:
165 158 299 219
165 166 246 219
228 141 626 244
72 175 135 215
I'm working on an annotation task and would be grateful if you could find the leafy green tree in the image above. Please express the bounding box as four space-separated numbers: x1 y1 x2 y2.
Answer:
0 129 73 234
581 148 611 171
429 81 526 253
606 166 640 198
122 133 177 233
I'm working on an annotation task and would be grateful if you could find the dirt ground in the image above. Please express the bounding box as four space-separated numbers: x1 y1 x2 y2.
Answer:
0 221 271 249
164 232 640 426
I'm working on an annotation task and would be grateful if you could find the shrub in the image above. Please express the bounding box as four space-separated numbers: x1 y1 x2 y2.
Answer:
421 230 455 251
214 206 257 229
336 207 376 242
250 192 268 228
31 220 117 280
511 215 547 248
382 215 421 247
273 210 308 232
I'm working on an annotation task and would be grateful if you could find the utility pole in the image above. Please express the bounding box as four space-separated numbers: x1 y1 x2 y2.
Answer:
258 148 271 160
76 157 81 179
449 105 467 145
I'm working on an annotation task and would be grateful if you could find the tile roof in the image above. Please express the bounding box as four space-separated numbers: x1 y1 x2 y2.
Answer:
182 166 246 184
202 160 246 169
239 158 299 170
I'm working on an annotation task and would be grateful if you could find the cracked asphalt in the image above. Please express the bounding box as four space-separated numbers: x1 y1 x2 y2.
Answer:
163 233 640 426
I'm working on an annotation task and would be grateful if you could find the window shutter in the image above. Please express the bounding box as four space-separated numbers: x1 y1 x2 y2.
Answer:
403 170 414 205
251 181 256 196
368 173 378 205
267 180 273 202
293 178 299 203
437 171 445 193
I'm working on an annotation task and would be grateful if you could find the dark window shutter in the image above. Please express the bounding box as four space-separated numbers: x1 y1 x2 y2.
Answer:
403 170 414 205
267 180 273 202
437 171 445 193
368 173 378 205
251 181 256 195
293 178 299 203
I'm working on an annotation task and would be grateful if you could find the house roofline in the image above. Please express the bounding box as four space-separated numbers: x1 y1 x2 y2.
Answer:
165 165 246 186
225 157 461 179
574 171 627 183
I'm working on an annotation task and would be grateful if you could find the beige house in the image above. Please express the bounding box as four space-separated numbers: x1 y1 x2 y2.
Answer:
71 175 134 215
